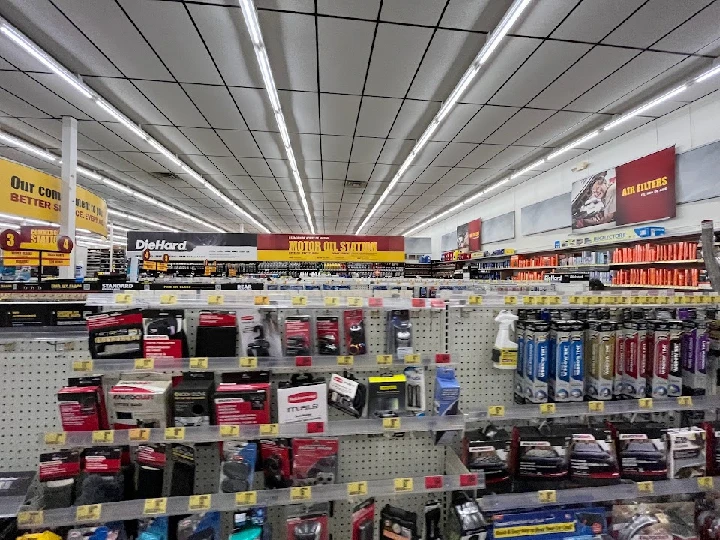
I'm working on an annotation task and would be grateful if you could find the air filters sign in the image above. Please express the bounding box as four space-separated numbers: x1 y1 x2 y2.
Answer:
257 234 405 262
126 232 257 261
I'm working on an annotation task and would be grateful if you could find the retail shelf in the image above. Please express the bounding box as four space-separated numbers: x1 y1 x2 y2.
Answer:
509 260 704 271
42 415 466 449
17 473 482 528
465 394 720 423
71 352 454 374
447 291 719 308
0 471 34 518
605 284 712 290
481 476 716 513
610 259 704 266
509 264 609 271
0 326 88 344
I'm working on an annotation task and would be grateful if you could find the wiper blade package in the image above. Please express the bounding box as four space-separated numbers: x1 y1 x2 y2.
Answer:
87 309 143 359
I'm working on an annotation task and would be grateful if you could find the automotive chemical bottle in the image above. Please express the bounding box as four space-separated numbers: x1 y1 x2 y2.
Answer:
492 310 518 370
549 320 571 402
569 320 585 402
524 322 536 404
529 321 550 404
668 320 683 397
515 318 527 404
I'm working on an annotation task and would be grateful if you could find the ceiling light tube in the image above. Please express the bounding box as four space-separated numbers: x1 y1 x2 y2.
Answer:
547 130 600 160
510 158 545 179
0 130 57 161
604 85 688 130
95 99 147 140
238 0 263 46
477 0 533 66
147 139 182 167
696 64 720 83
77 165 102 180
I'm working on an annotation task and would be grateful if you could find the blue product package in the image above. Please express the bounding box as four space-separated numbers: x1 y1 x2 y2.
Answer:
178 512 221 540
220 442 257 493
569 321 585 401
490 507 607 540
549 321 571 402
530 321 549 403
524 325 535 403
515 320 526 404
434 367 460 416
138 517 169 540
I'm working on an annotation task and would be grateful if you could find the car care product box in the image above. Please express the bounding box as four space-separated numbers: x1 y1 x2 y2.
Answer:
610 421 667 480
142 309 189 359
490 507 607 540
87 309 143 359
526 321 550 404
214 371 271 425
351 498 375 540
648 320 671 398
57 375 109 431
277 374 327 425
110 375 172 429
447 495 487 540
316 316 340 355
172 372 215 427
567 428 619 486
328 373 366 418
569 320 586 401
683 319 709 395
622 320 649 398
368 374 406 418
668 320 684 397
434 367 460 416
404 366 425 415
284 315 312 356
292 438 339 486
550 320 584 402
614 321 626 399
196 311 237 357
514 318 527 404
585 321 616 400
510 426 569 491
667 426 706 479
703 421 720 475
464 429 511 494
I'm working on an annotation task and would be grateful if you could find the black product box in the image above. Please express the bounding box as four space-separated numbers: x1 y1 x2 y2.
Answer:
142 309 189 359
2 304 50 326
196 311 237 357
50 304 100 326
510 426 569 491
173 372 215 427
567 427 620 486
86 309 144 359
464 430 511 494
609 421 668 480
367 374 406 418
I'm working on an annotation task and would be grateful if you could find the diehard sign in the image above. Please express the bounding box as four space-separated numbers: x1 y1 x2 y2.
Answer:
127 232 257 261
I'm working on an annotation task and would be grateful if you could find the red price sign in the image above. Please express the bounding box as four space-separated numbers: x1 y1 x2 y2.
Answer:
0 229 20 251
162 253 170 263
430 299 445 308
295 356 312 367
435 353 451 364
306 422 324 434
368 297 384 307
424 476 443 489
460 473 478 487
142 248 151 261
411 298 426 308
57 235 74 253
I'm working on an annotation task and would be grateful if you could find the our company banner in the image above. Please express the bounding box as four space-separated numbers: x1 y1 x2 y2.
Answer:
571 147 676 233
126 232 257 261
1 158 108 236
257 234 405 262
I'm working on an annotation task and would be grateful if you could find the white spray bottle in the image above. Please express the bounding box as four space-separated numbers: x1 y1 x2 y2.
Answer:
492 310 518 369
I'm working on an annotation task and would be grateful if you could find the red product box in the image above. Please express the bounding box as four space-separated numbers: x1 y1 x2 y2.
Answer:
39 450 81 481
292 438 339 486
352 499 375 540
137 444 167 467
214 382 270 425
58 384 106 431
287 514 328 540
83 447 122 474
316 316 340 356
260 440 292 489
284 316 311 356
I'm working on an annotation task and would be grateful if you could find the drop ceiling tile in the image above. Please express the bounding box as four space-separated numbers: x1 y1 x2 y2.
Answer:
290 133 321 161
0 87 52 118
441 0 513 32
457 144 503 168
415 166 450 184
431 142 477 167
388 100 441 140
183 84 249 130
318 0 380 18
267 159 290 178
300 160 322 179
178 127 230 156
412 141 445 168
279 90 319 134
377 138 414 165
432 103 482 142
483 145 535 170
454 105 517 143
77 121 137 152
350 137 384 163
0 146 56 172
265 191 288 202
239 157 272 176
259 11 317 92
515 111 597 147
322 161 348 180
134 80 210 128
90 78 172 127
458 168 498 185
184 155 222 175
0 73 88 119
119 151 170 173
323 179 346 193
256 0 314 12
484 108 555 145
365 23 434 99
228 88 274 131
355 97 403 137
217 130 262 159
320 94 361 135
381 0 445 25
369 164 398 183
515 0 577 37
83 150 142 172
552 0 646 42
347 162 374 181
654 1 720 54
318 18 376 94
252 131 285 160
321 135 353 162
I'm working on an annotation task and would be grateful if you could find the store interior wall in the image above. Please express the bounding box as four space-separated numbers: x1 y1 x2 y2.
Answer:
416 91 720 259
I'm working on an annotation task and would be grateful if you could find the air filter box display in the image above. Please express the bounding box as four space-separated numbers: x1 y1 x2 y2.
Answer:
110 376 172 429
87 309 143 359
172 371 215 427
277 374 327 425
610 421 667 480
196 311 237 357
368 374 406 418
215 371 271 425
142 309 188 359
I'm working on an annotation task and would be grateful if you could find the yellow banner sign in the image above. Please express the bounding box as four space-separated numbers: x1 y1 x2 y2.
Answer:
258 234 405 263
1 158 108 236
2 250 70 266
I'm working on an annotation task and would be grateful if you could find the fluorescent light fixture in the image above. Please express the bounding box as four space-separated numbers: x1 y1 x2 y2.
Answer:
477 0 533 65
510 159 545 179
0 130 57 161
696 64 720 83
108 208 179 232
0 23 93 99
95 99 147 140
547 131 600 160
605 85 688 130
148 138 182 167
77 166 102 180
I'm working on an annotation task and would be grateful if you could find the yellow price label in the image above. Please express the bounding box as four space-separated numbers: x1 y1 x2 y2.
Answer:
337 355 354 366
291 296 307 306
239 356 258 369
134 357 154 370
540 403 556 414
324 296 340 307
676 295 690 304
92 430 115 444
259 423 279 436
17 511 44 527
164 427 185 441
143 498 168 515
548 296 561 305
383 417 401 430
588 401 605 413
702 295 713 304
159 294 177 305
208 294 224 305
404 354 421 364
393 477 414 492
523 296 535 305
188 494 212 511
377 354 393 365
677 396 693 407
604 296 617 304
538 490 557 503
235 491 258 506
589 296 602 305
114 293 133 304
347 297 363 307
290 486 312 501
468 295 483 305
220 425 240 438
504 296 517 305
536 296 548 305
44 432 66 446
189 357 209 369
638 398 653 409
569 296 580 305
76 504 102 522
129 428 150 442
698 476 714 490
347 481 368 497
637 481 654 494
488 405 505 417
254 295 270 306
72 360 94 372
656 296 669 305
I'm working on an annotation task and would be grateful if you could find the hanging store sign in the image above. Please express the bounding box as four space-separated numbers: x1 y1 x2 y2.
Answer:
127 232 257 261
0 158 108 236
257 234 405 262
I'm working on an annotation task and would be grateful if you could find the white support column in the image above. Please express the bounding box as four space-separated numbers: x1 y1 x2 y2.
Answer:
109 222 114 272
239 223 244 233
59 116 77 278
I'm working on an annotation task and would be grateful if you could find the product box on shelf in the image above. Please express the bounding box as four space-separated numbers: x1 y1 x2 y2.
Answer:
351 499 375 540
702 422 720 476
142 309 189 359
287 513 329 540
447 495 486 540
50 304 101 326
648 320 671 398
404 366 425 415
622 320 649 399
434 367 459 416
510 426 569 491
292 438 339 486
683 319 709 395
490 507 607 540
344 309 367 355
668 320 684 397
196 311 238 357
219 441 257 493
172 371 215 427
277 374 328 425
567 428 620 486
380 505 418 540
525 321 550 404
328 373 366 418
549 320 585 402
260 439 292 489
387 310 413 357
367 374 406 418
239 309 281 358
612 502 695 540
667 426 706 479
87 309 143 359
57 375 109 432
585 320 616 400
514 318 527 404
464 429 511 494
316 316 340 355
610 421 667 480
284 316 312 356
215 372 271 426
109 375 172 429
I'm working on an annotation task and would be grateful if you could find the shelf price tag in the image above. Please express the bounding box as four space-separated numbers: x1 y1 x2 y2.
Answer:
159 294 177 305
290 486 312 501
368 297 384 307
92 430 115 444
129 428 150 442
536 296 548 305
677 396 693 407
44 432 66 446
383 417 401 430
347 481 368 497
404 354 421 364
134 357 154 370
435 353 451 364
254 295 270 306
324 296 340 307
235 491 257 506
306 422 324 434
208 294 224 305
488 405 505 417
394 478 414 493
291 296 307 306
468 295 482 305
522 296 535 305
538 490 557 503
698 477 714 490
540 403 556 415
423 475 442 490
239 356 258 369
638 398 653 409
337 355 354 366
259 424 279 436
115 293 133 304
165 427 185 441
17 511 44 527
295 356 312 367
588 401 605 413
76 504 102 522
569 296 580 305
460 473 479 487
377 354 393 365
548 296 561 305
72 360 94 372
220 425 240 438
188 494 212 511
637 481 654 494
411 298 427 308
504 296 517 305
143 498 167 515
189 357 209 369
347 297 363 307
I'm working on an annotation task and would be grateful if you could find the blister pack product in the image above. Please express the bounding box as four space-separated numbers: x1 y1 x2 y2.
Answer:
404 366 425 414
351 499 375 540
136 444 166 499
344 309 367 355
368 375 406 418
220 442 257 493
173 372 214 427
215 372 271 426
260 440 292 489
586 321 616 400
610 421 667 480
328 373 366 418
316 316 339 355
612 501 694 540
649 320 671 398
464 429 511 494
622 320 649 398
239 309 281 358
434 367 459 416
492 507 607 540
277 374 327 425
284 316 311 356
138 517 169 540
668 320 684 396
379 504 418 540
387 310 413 357
447 494 486 540
142 309 189 359
667 426 706 479
39 449 81 509
287 513 328 540
292 438 338 486
110 376 172 429
196 311 237 357
511 426 569 490
170 444 195 496
177 512 221 540
514 318 527 404
87 309 143 359
231 507 268 540
684 319 709 395
75 447 124 505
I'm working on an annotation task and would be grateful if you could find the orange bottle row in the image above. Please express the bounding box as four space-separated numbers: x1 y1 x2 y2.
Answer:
611 241 698 263
612 268 700 287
